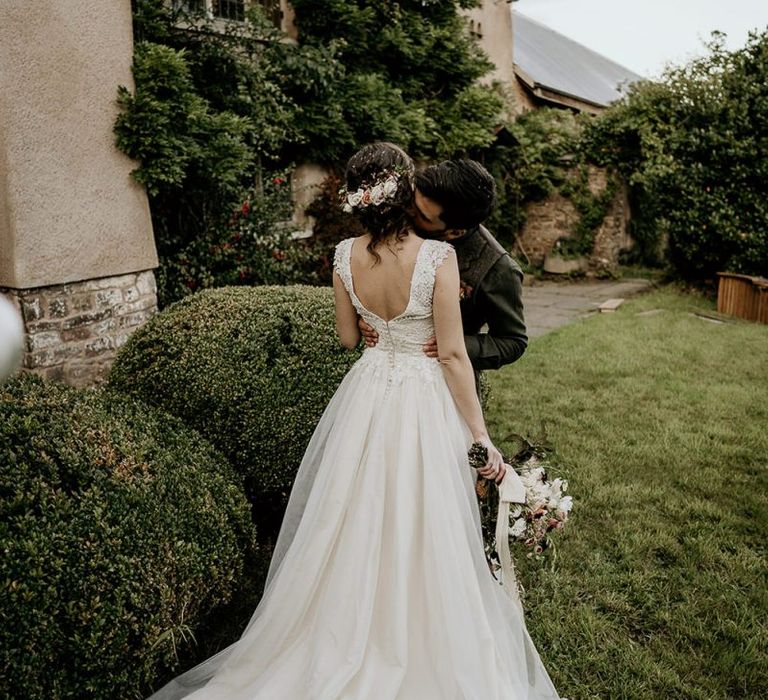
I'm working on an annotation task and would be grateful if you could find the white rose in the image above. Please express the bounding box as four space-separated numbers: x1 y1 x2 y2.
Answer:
523 466 545 483
347 189 363 208
370 183 386 205
382 175 398 197
342 203 353 213
558 495 573 513
509 517 527 538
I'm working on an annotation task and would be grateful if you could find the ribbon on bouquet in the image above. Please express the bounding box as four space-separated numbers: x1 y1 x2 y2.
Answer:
495 464 526 615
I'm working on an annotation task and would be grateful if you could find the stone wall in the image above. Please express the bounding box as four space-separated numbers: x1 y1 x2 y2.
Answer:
0 270 158 388
514 165 633 273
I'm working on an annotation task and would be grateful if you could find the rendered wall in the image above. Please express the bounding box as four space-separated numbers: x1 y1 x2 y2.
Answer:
463 0 516 88
0 0 157 289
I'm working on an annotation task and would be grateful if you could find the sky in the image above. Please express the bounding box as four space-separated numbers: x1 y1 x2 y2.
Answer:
512 0 768 78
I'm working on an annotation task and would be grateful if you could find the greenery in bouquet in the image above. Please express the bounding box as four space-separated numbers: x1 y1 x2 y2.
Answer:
469 433 573 577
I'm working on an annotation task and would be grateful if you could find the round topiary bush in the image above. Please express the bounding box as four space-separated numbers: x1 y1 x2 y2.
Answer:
107 285 360 536
0 373 257 699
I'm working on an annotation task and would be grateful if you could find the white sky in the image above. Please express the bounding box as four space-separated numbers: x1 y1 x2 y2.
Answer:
512 0 768 78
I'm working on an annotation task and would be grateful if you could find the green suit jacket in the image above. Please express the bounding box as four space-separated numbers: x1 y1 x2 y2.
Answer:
451 225 528 371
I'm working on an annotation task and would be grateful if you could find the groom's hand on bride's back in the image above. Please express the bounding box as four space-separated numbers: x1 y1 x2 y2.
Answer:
358 317 379 347
357 317 441 358
422 336 439 358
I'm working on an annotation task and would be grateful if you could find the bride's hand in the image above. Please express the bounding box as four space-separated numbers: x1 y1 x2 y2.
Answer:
474 437 506 484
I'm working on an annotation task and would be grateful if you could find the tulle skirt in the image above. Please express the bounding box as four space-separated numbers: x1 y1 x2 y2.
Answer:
147 348 562 699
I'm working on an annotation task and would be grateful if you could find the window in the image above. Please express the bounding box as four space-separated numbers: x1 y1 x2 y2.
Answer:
170 0 283 29
469 20 483 40
172 0 205 12
255 0 282 27
213 0 246 21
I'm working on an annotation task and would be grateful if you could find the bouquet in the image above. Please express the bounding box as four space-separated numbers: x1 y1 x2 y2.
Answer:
469 434 574 604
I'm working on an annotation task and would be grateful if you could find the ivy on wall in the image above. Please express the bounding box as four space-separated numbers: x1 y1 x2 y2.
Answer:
558 165 620 258
481 108 621 261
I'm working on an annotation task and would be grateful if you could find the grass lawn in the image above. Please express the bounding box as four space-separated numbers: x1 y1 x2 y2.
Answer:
486 286 767 700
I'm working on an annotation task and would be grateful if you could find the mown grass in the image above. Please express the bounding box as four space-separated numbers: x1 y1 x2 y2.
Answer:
486 286 767 700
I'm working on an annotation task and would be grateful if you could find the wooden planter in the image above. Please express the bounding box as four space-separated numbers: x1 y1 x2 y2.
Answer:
716 272 768 324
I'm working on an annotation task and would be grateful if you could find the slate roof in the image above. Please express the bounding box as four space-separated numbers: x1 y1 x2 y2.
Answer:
513 11 644 108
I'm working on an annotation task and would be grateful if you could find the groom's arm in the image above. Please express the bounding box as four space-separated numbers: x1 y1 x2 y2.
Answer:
464 256 528 371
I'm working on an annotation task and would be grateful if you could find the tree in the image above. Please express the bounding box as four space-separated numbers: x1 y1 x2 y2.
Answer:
116 1 510 304
584 30 768 281
289 0 506 162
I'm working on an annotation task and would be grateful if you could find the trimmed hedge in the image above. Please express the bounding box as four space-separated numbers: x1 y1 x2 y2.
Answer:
107 285 360 533
0 374 256 699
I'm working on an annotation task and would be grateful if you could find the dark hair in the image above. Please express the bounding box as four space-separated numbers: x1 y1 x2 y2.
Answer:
415 159 496 230
344 142 415 261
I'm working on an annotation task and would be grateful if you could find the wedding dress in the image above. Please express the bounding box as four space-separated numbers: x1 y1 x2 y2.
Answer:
148 237 562 700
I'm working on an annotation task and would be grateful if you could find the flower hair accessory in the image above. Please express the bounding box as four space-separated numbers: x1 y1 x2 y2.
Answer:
339 169 404 213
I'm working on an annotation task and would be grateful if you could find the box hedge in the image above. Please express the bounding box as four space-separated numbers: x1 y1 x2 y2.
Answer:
107 285 360 537
0 374 256 698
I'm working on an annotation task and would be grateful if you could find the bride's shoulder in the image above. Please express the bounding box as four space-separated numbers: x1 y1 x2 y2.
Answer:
333 238 354 276
422 239 456 268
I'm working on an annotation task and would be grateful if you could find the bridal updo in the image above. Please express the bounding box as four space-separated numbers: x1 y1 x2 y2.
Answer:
343 142 415 260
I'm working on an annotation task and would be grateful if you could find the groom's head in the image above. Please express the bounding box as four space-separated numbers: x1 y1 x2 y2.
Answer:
413 159 496 239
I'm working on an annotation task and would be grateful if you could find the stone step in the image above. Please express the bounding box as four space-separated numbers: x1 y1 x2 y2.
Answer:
598 298 625 313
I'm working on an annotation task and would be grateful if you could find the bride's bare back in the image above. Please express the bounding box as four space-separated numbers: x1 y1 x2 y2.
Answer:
348 232 424 323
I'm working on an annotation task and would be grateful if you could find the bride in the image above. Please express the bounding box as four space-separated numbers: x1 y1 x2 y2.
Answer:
147 142 563 699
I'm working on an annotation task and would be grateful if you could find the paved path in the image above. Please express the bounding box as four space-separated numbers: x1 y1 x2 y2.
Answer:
522 278 655 338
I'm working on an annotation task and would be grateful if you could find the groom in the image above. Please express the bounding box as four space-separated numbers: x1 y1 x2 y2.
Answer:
359 159 528 375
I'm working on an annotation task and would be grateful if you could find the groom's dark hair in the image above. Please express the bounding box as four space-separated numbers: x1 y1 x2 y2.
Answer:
415 159 496 230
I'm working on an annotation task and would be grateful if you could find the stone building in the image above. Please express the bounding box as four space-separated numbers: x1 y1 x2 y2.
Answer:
0 1 159 387
0 1 643 388
510 10 643 273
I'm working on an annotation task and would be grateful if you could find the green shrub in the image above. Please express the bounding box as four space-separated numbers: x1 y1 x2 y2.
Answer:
120 1 507 302
107 285 361 539
584 30 768 281
0 374 256 699
154 174 318 308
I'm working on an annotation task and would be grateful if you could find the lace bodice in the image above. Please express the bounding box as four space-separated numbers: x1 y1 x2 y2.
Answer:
333 237 454 363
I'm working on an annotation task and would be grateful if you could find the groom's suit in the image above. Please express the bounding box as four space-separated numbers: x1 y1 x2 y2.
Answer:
452 225 528 371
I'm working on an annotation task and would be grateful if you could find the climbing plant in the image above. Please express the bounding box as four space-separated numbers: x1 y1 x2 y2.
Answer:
583 30 768 281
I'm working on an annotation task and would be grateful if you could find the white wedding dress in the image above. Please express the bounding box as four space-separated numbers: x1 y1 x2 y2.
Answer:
148 237 562 700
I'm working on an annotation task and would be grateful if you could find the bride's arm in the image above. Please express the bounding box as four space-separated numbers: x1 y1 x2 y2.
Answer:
333 271 362 349
433 252 504 473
